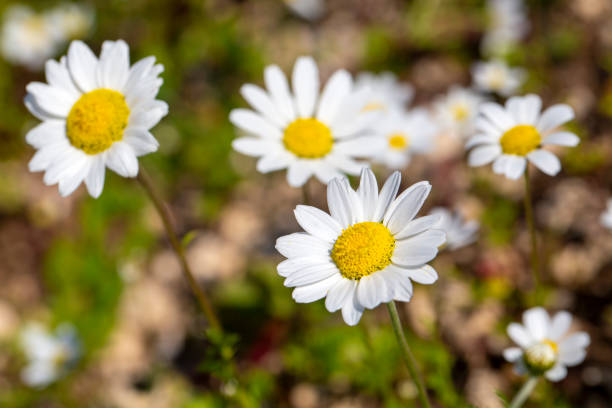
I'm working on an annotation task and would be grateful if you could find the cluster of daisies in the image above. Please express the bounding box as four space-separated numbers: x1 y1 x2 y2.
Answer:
1 3 93 70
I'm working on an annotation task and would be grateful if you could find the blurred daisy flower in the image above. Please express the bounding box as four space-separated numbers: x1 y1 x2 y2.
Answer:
284 0 325 22
231 56 383 187
20 323 80 388
275 168 445 325
48 3 95 42
466 94 579 179
0 5 60 70
503 307 590 381
430 207 479 250
372 108 437 170
434 86 484 139
482 0 529 57
472 60 526 97
24 40 168 198
355 72 414 113
600 198 612 230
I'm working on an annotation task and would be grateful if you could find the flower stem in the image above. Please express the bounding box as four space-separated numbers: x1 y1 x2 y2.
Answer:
386 301 431 408
137 169 221 331
509 376 538 408
523 166 540 288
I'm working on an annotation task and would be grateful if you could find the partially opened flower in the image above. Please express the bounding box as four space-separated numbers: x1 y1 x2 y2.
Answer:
503 307 590 381
430 207 479 250
275 168 445 325
48 3 95 42
284 0 325 21
355 72 414 113
231 56 382 187
20 323 80 388
466 94 579 179
601 198 612 230
434 86 484 139
24 40 168 198
372 108 437 170
472 60 526 97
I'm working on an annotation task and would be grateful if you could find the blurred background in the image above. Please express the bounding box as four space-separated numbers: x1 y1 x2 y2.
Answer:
0 0 611 407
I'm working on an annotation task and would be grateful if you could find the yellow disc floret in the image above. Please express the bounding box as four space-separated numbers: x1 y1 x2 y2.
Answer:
66 89 130 155
331 222 395 280
388 133 409 150
283 118 333 158
524 339 558 373
499 125 541 156
452 104 469 121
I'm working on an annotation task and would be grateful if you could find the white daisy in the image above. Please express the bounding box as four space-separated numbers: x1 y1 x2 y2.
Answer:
503 307 590 382
231 56 383 187
472 60 526 97
430 207 479 250
275 168 445 326
355 71 414 113
482 0 529 57
466 94 579 179
434 86 484 139
48 3 95 42
284 0 325 21
372 108 437 170
20 322 80 388
601 198 612 230
0 5 60 70
24 40 168 198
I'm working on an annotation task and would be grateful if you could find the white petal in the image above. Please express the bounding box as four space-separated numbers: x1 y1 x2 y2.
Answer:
527 150 561 176
316 69 352 123
229 109 282 139
392 240 439 268
327 178 356 228
292 56 319 118
559 333 590 357
548 311 572 341
240 84 287 128
294 205 342 242
503 347 523 362
275 232 331 259
542 131 579 147
313 161 344 185
523 307 550 341
334 137 386 157
26 82 77 118
326 278 357 312
67 40 99 93
287 161 313 187
373 171 400 222
292 274 341 303
277 256 329 277
357 168 378 221
264 64 296 121
105 142 139 177
544 364 567 382
394 215 442 240
58 158 90 197
492 155 509 174
85 156 106 198
232 137 276 157
357 273 391 309
45 59 79 98
257 151 294 173
479 102 515 130
123 128 159 156
507 323 533 348
468 145 501 167
383 267 413 302
504 155 526 180
519 94 542 125
284 262 338 287
536 104 574 133
383 181 431 234
25 120 65 149
405 265 439 284
128 103 167 129
465 134 497 150
98 40 130 91
558 347 586 367
341 286 364 326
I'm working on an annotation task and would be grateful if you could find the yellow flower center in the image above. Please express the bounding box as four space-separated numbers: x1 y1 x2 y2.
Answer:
452 104 469 121
66 89 130 155
362 101 385 111
524 339 558 373
388 133 409 150
282 118 333 158
331 222 395 280
499 125 541 156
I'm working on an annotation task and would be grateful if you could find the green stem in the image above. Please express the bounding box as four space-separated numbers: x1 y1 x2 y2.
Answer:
386 301 431 408
523 166 540 288
509 376 539 408
137 170 222 331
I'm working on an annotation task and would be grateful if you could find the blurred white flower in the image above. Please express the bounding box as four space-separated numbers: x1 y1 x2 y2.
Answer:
466 94 579 179
276 168 444 325
20 322 80 388
430 207 479 250
472 60 526 97
503 307 590 381
231 56 383 187
355 72 414 113
48 3 95 42
482 0 529 57
372 108 437 170
284 0 325 22
434 86 484 139
24 40 168 198
600 198 612 230
0 5 60 70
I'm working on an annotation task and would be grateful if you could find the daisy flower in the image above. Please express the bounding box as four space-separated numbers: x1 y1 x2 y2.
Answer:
275 168 445 325
472 60 526 97
20 323 80 388
372 108 437 170
48 3 95 42
284 0 325 21
601 198 612 230
503 307 590 381
482 0 529 57
430 207 479 250
24 40 168 198
231 56 383 187
0 5 60 70
466 94 579 179
355 72 414 113
434 86 484 138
